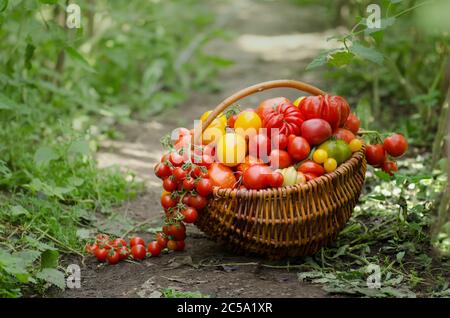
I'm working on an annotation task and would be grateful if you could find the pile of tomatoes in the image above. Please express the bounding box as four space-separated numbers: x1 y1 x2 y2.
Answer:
85 234 165 265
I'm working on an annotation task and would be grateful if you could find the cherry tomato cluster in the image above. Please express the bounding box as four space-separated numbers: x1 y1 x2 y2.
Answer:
365 133 408 175
85 234 166 265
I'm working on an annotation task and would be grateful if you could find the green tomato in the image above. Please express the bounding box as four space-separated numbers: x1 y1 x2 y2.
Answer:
318 140 352 164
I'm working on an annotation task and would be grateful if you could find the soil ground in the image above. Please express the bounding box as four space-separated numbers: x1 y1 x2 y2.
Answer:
58 0 343 298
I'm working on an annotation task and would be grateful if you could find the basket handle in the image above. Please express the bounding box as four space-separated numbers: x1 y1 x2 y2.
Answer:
194 79 326 143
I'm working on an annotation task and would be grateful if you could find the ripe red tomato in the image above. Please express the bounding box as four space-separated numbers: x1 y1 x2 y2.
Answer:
301 119 332 145
156 232 168 249
268 172 284 188
131 245 146 260
182 178 195 191
269 149 292 169
154 163 172 179
85 243 98 254
248 133 271 161
169 152 184 166
173 167 187 181
344 113 360 134
129 237 145 248
208 163 236 189
333 128 355 144
107 250 120 265
175 240 185 251
174 134 191 151
365 144 386 167
303 172 318 182
262 102 304 136
95 234 109 244
256 97 291 119
161 193 178 209
188 194 208 210
271 133 288 150
112 238 127 249
181 206 198 223
118 246 130 260
168 222 186 241
227 114 238 128
287 135 310 161
382 160 398 176
298 95 350 131
383 134 408 157
94 248 108 262
163 177 178 192
298 160 325 177
242 164 272 190
147 241 162 257
196 178 212 197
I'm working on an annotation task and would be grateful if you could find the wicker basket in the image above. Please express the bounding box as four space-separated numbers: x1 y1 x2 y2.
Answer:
194 80 367 259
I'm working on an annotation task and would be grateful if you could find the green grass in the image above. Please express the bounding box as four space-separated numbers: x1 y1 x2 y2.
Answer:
162 288 210 298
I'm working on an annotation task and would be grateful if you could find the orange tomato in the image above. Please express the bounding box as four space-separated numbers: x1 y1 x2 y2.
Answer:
208 163 237 189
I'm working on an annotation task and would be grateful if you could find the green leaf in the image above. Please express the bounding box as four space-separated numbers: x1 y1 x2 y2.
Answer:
68 140 90 156
9 205 30 217
0 249 31 282
40 250 59 269
374 170 392 181
306 49 337 70
0 93 19 110
328 51 355 67
24 43 36 70
34 146 59 166
13 250 41 266
0 0 8 13
38 0 58 5
350 42 384 65
37 268 65 290
396 251 405 263
65 47 96 73
76 228 92 239
68 176 84 187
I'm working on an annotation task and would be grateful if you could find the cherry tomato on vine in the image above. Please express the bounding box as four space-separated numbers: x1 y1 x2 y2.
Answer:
161 193 178 209
85 243 98 255
195 178 212 197
173 167 188 181
182 178 195 191
169 152 184 167
112 238 127 249
131 245 146 260
156 232 168 249
365 144 386 167
147 241 162 257
129 237 145 248
174 240 185 251
94 247 108 262
168 222 186 241
154 163 172 179
107 249 120 265
167 240 178 251
118 246 130 260
383 134 408 157
181 206 198 223
163 177 178 192
188 194 208 210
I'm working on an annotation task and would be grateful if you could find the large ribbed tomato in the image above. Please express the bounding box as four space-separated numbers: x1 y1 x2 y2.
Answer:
298 95 350 131
262 102 304 136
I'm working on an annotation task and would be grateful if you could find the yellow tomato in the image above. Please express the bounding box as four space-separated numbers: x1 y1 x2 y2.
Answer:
324 158 337 173
313 149 328 164
293 96 305 107
202 126 225 145
161 190 170 198
200 110 227 129
216 132 246 167
234 111 262 135
349 138 363 152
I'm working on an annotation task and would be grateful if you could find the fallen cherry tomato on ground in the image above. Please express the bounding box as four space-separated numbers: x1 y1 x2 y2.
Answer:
167 240 178 251
94 247 108 262
112 238 127 249
383 134 408 157
129 237 145 248
175 240 185 251
131 244 146 260
85 243 98 255
181 206 198 223
381 160 398 176
147 241 162 257
107 249 120 265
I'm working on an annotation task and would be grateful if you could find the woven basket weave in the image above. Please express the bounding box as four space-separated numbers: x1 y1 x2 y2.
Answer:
194 80 367 259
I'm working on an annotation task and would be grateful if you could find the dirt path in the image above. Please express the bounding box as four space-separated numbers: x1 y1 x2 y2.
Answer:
60 0 342 298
